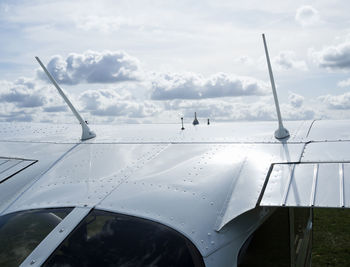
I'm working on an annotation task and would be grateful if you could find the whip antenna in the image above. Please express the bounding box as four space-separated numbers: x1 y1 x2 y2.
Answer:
35 56 96 141
262 34 289 140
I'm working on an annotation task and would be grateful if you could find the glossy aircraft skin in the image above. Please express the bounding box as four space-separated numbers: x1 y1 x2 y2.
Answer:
0 119 349 266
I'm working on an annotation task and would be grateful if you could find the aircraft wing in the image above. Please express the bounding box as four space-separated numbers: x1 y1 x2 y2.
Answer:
0 119 348 261
259 120 350 209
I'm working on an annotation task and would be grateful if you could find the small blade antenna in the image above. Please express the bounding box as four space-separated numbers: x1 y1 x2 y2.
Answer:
192 112 199 126
35 56 96 141
262 34 289 140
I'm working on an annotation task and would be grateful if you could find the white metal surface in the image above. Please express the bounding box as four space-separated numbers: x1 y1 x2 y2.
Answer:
1 140 304 257
301 141 350 162
261 162 350 208
0 142 77 214
0 120 311 143
0 158 36 183
307 120 350 141
0 119 349 266
20 207 91 267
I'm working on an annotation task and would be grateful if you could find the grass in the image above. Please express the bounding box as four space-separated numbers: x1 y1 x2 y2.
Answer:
312 208 350 267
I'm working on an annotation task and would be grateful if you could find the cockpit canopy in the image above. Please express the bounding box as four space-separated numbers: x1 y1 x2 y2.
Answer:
0 208 204 267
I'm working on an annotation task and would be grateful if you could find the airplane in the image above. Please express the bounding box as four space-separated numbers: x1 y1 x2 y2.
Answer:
0 33 348 267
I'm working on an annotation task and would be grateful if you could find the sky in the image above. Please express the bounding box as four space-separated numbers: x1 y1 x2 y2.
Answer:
1 0 350 124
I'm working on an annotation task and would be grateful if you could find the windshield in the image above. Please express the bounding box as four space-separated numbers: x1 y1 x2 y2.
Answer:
44 209 204 267
0 208 72 267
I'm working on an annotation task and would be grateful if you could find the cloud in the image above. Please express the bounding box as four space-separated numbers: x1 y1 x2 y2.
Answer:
74 15 133 33
288 92 304 108
313 41 350 70
37 50 142 85
0 79 45 108
150 72 269 100
163 95 315 121
0 78 73 122
295 5 320 26
338 78 350 88
273 51 308 71
282 104 315 120
319 92 350 109
79 89 161 118
43 105 68 112
235 56 254 66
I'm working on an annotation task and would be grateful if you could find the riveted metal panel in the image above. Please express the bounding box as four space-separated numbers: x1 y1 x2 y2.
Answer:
4 143 169 213
284 163 315 207
261 163 350 208
307 120 350 141
301 141 350 162
0 121 311 144
0 159 36 183
0 142 78 215
0 159 21 174
214 143 305 230
314 164 341 207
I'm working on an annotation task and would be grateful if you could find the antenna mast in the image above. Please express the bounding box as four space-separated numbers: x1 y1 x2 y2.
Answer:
35 57 96 141
262 34 289 140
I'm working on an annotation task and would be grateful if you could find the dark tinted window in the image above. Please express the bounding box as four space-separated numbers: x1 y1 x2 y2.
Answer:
0 208 72 267
44 210 204 267
238 208 290 267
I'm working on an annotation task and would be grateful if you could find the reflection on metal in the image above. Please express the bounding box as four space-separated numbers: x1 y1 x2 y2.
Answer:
2 118 350 266
35 57 96 141
310 164 319 206
0 157 37 183
339 163 345 208
20 207 91 267
261 162 350 208
262 34 289 140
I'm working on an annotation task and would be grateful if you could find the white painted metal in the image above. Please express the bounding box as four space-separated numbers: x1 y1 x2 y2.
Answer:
1 119 350 266
35 57 96 141
1 140 304 257
0 159 35 183
261 162 350 208
20 207 91 267
301 141 350 162
0 159 21 174
0 142 77 214
307 120 350 141
0 159 10 167
262 33 289 140
0 120 311 144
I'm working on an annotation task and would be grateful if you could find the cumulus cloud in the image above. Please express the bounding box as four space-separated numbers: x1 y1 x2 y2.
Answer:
79 89 161 118
37 50 142 85
313 41 350 70
0 79 45 108
163 95 315 121
164 98 275 121
150 72 269 100
43 105 68 112
288 92 304 108
338 78 350 87
295 5 320 26
274 51 308 71
319 92 350 109
0 78 75 122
